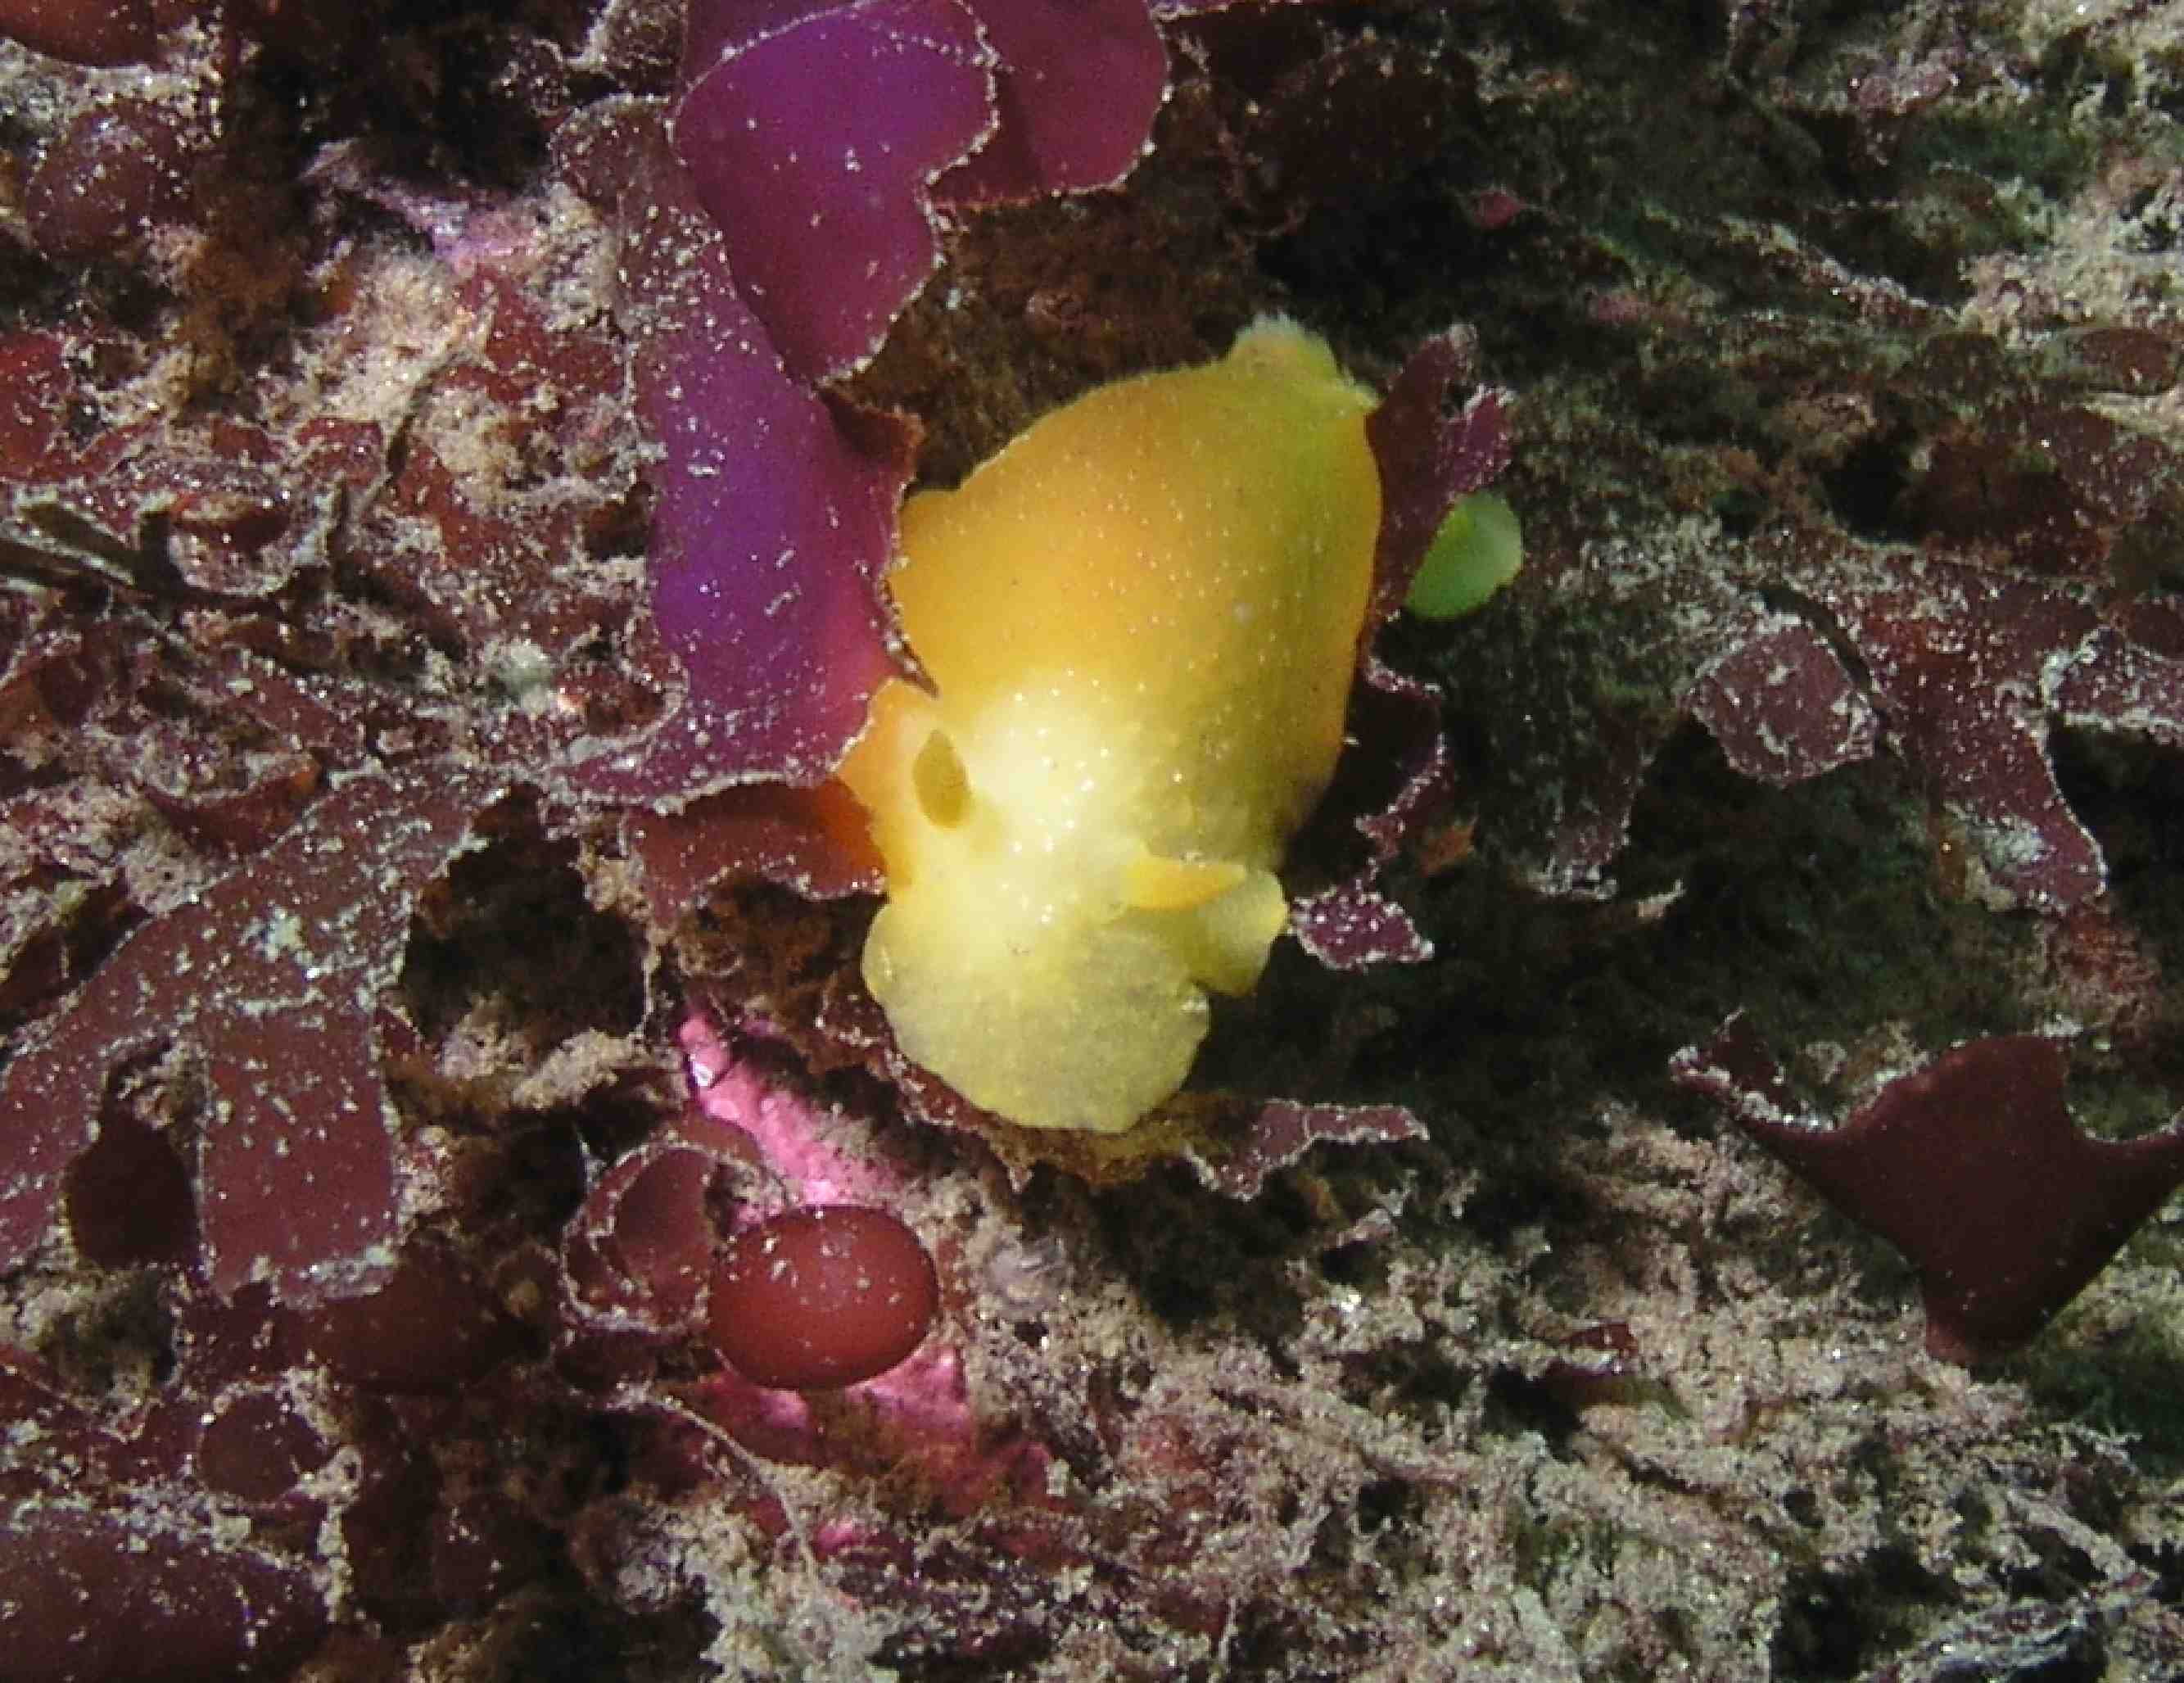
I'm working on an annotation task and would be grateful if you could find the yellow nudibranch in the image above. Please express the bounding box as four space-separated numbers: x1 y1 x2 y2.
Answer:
836 319 1381 1133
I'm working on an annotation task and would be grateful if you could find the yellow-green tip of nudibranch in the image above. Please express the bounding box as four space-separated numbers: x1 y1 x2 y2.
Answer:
836 319 1381 1133
1406 491 1522 621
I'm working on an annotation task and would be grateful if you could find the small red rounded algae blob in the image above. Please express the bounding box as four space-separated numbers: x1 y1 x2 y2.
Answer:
708 1206 938 1390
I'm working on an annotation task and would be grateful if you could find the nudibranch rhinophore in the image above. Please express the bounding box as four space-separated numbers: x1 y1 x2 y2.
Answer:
837 319 1381 1133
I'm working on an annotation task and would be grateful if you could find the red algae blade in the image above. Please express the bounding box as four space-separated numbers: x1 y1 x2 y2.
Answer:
936 0 1168 206
0 766 502 1301
675 0 995 381
1674 1017 2184 1364
563 107 911 804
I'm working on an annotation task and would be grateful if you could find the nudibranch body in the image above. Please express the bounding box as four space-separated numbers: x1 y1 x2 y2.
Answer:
837 319 1381 1133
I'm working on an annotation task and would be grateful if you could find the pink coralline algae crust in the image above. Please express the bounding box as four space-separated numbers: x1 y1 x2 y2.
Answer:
0 765 502 1301
693 1340 1053 1516
1671 1015 2184 1365
679 1014 902 1206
